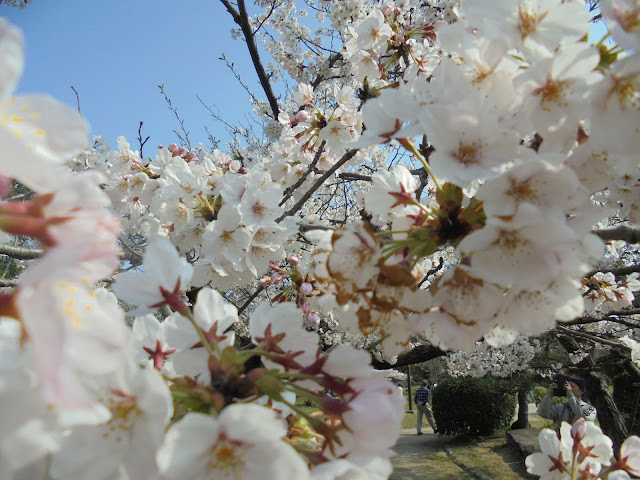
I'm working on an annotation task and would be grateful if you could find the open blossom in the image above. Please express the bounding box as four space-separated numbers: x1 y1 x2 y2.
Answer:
165 288 237 380
15 284 128 410
418 99 521 187
355 9 393 54
459 0 591 58
620 336 640 368
526 419 614 479
601 0 640 51
363 165 418 219
50 363 173 480
0 19 89 191
112 237 193 310
458 204 585 292
156 405 309 480
514 42 601 145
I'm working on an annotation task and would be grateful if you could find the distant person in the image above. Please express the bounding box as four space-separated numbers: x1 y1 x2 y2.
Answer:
414 380 438 435
527 390 535 405
537 377 597 430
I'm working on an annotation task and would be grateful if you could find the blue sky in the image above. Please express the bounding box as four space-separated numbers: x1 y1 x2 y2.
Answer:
3 1 268 151
3 2 610 155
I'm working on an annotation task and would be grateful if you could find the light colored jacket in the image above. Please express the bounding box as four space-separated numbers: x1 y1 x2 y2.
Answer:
537 392 597 426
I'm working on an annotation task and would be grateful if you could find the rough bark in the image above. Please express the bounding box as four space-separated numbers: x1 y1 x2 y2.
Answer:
371 343 446 370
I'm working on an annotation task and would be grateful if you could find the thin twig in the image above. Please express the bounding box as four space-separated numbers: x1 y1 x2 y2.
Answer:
158 84 191 149
280 141 326 206
70 86 81 114
276 149 359 222
137 121 150 159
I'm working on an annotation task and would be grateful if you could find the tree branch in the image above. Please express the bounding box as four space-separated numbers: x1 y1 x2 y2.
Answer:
276 149 359 222
593 226 640 244
220 0 280 120
585 263 640 278
338 172 372 182
0 244 43 259
280 141 326 206
555 324 629 349
371 343 446 369
238 285 266 315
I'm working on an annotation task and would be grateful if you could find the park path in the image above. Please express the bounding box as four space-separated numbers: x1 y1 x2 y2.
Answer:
390 403 540 479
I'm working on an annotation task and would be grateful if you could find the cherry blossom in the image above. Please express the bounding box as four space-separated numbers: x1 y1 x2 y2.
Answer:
156 406 309 480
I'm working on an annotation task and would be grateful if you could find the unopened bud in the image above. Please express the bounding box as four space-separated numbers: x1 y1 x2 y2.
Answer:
158 145 164 150
271 273 287 284
168 143 178 152
184 151 197 161
292 110 311 123
238 166 248 174
259 276 272 286
288 255 300 265
381 4 393 15
307 312 320 325
300 282 313 296
571 418 586 441
301 301 310 314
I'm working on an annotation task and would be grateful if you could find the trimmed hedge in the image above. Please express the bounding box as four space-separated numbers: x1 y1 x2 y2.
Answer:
432 376 516 437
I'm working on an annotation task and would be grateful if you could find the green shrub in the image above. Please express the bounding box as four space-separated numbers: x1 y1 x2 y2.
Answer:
532 386 547 405
432 376 516 437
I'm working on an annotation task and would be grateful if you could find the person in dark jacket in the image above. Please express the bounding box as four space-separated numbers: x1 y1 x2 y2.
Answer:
415 380 437 435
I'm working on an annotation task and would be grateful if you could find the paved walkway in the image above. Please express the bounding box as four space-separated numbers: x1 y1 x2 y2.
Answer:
390 403 541 479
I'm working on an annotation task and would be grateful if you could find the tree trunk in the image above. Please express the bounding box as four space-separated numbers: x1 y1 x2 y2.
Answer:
585 370 629 452
511 388 530 429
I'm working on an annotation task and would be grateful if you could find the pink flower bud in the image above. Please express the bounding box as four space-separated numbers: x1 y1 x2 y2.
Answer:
158 145 164 149
271 273 287 284
301 300 310 314
168 143 178 152
292 110 312 123
307 312 320 325
177 147 186 155
288 255 300 265
381 5 393 16
185 151 197 161
259 276 272 286
239 166 248 174
300 282 313 296
571 418 586 441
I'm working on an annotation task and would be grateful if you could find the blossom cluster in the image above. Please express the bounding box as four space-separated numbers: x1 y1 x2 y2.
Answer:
526 419 639 480
1 0 640 478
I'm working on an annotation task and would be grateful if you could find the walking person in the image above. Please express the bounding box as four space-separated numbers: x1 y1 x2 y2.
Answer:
415 380 438 435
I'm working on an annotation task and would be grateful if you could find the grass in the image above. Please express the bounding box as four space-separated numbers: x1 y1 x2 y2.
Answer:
298 394 541 479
